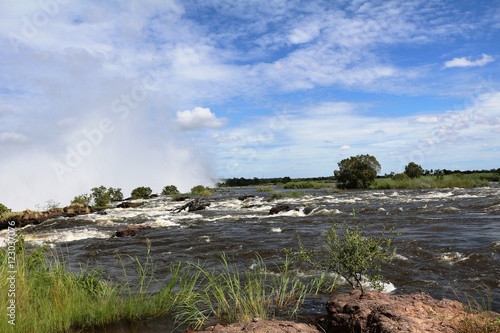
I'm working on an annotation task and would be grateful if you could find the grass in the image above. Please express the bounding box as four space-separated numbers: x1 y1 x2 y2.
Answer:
372 173 492 189
283 181 333 189
268 191 307 200
0 236 309 333
455 289 500 333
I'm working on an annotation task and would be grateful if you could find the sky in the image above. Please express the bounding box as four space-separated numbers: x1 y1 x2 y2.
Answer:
0 0 499 210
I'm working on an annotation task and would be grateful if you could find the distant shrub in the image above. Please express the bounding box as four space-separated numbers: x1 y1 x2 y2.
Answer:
392 173 409 181
35 199 61 211
131 186 153 199
257 186 273 192
268 191 305 200
190 185 212 196
71 194 92 206
0 203 11 217
162 185 180 196
91 186 113 208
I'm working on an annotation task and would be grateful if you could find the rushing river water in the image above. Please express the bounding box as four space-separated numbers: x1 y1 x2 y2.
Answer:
3 186 499 332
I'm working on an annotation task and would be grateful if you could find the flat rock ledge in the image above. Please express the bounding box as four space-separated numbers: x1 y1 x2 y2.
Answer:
196 291 499 333
323 290 498 333
197 318 319 333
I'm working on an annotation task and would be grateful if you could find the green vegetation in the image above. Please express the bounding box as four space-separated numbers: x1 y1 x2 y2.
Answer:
456 289 500 333
0 236 307 333
256 186 273 192
0 202 11 216
177 254 307 330
334 154 381 189
131 186 153 199
72 186 123 208
190 185 212 196
268 191 306 200
71 193 92 206
283 181 332 189
373 173 492 189
404 162 423 178
161 185 180 196
294 217 398 292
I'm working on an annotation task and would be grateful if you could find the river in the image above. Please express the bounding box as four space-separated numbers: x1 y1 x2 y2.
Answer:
2 185 499 332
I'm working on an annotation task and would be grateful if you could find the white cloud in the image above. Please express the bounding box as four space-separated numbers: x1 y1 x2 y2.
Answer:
415 116 439 123
444 54 494 68
340 145 351 150
176 107 227 130
0 131 29 143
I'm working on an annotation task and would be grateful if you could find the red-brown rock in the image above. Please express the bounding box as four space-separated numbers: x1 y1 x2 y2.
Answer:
323 290 493 333
115 225 152 237
198 318 320 333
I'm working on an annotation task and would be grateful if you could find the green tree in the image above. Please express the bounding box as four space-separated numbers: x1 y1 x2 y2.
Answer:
0 203 11 217
131 186 153 199
404 162 423 178
91 186 112 208
334 154 381 189
108 187 124 201
161 185 180 196
295 218 398 292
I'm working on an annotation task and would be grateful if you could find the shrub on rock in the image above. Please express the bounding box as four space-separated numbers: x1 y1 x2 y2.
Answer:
161 185 180 196
131 186 153 199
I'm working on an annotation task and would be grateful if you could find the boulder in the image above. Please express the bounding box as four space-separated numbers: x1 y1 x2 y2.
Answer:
269 204 297 215
117 201 145 208
115 225 152 237
238 195 256 201
63 204 92 216
322 290 491 333
174 198 210 213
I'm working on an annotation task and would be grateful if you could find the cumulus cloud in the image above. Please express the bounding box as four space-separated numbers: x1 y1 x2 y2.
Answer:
444 54 494 68
176 107 227 130
340 145 352 150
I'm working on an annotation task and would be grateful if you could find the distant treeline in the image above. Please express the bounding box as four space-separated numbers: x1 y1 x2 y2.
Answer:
221 168 500 187
220 176 335 187
381 168 500 178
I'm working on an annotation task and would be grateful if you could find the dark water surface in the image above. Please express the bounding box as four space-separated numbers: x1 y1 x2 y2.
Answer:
5 186 499 332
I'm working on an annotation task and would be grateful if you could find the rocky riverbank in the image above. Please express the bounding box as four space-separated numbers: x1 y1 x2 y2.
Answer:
0 203 92 229
199 290 499 333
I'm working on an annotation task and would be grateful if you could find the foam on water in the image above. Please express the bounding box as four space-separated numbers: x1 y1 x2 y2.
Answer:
23 228 110 246
438 252 469 264
271 227 282 233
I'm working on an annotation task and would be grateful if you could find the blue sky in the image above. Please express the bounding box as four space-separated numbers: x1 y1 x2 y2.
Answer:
0 0 499 209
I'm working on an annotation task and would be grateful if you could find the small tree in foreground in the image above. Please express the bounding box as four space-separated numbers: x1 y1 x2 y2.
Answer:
295 217 398 292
